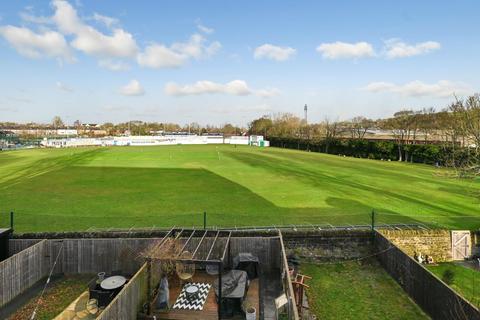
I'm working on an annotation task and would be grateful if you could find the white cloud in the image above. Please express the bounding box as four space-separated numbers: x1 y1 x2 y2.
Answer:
120 79 144 96
165 80 280 97
254 44 296 61
20 11 52 24
0 25 74 62
92 12 119 28
165 80 250 96
4 2 222 71
52 0 138 58
316 41 375 59
171 33 221 59
364 80 470 98
137 33 221 68
256 88 281 98
137 44 186 68
98 59 130 71
205 41 221 56
384 39 440 59
197 24 214 34
56 81 73 92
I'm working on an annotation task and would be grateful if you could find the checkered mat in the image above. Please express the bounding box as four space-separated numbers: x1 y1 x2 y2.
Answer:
172 282 211 311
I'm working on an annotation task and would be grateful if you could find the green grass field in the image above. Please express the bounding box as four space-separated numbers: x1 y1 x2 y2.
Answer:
301 260 429 319
427 262 480 307
0 145 479 232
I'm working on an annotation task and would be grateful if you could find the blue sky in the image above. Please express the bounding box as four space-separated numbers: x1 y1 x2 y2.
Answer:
0 0 479 126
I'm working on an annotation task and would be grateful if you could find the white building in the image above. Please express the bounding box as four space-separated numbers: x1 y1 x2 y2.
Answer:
41 135 269 148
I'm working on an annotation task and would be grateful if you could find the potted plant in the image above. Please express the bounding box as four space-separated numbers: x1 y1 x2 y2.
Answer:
243 301 256 320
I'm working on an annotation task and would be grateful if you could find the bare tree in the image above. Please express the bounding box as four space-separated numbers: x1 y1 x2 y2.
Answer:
348 116 374 139
52 116 64 129
447 94 480 177
417 108 437 143
382 110 417 161
322 118 340 153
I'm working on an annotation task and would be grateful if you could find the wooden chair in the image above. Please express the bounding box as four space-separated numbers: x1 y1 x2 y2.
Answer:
176 251 195 284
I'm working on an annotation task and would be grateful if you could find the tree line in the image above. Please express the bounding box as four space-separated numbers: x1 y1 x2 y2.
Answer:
249 94 480 176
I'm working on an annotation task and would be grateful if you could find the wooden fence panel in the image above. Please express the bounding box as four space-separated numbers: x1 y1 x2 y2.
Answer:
8 239 42 255
97 263 149 320
0 240 48 308
10 238 160 275
229 237 281 270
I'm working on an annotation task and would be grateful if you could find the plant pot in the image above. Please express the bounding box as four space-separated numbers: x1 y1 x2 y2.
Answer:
246 306 256 320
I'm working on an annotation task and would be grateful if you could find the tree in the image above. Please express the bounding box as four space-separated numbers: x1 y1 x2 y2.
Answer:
102 122 116 136
270 113 302 137
382 110 417 161
322 118 339 153
447 94 480 177
249 116 273 137
346 116 374 139
186 122 200 134
417 108 437 143
52 116 64 129
221 123 239 135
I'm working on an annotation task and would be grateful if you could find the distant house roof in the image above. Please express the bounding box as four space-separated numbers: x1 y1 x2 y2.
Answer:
0 130 16 136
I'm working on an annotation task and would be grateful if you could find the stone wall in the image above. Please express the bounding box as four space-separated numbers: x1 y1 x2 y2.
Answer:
282 229 373 261
379 229 452 262
474 231 480 257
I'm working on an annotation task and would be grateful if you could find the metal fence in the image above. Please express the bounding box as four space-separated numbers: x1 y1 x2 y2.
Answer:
375 231 480 320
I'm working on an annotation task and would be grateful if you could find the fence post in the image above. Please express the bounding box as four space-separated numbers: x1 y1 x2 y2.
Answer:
146 258 152 315
10 211 14 231
203 211 207 230
371 209 375 235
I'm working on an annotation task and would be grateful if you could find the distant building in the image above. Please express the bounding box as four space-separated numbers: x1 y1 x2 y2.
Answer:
0 130 19 149
56 129 78 136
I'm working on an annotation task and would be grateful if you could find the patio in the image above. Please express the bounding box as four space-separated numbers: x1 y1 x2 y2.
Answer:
152 271 259 320
136 228 293 320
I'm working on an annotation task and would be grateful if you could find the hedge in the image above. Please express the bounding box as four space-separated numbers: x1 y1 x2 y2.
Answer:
268 137 467 165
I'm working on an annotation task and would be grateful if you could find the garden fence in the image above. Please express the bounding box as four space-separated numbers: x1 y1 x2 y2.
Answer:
375 231 480 320
0 240 48 308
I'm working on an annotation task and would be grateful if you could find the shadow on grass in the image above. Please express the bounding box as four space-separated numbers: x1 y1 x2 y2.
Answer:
0 148 106 189
0 165 419 232
224 150 478 218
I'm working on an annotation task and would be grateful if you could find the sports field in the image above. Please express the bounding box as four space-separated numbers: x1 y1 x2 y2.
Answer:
0 145 479 232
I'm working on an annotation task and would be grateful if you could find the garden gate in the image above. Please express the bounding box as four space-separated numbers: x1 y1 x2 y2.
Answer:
451 230 471 260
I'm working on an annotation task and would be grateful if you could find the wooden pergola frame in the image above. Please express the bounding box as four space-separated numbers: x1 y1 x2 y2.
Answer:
145 228 232 319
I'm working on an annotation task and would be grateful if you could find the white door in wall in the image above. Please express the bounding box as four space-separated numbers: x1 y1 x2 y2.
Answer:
451 230 471 260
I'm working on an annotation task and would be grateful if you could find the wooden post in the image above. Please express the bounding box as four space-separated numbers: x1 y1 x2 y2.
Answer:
146 258 152 315
371 209 376 242
218 261 223 320
203 211 207 230
371 209 375 231
10 211 14 231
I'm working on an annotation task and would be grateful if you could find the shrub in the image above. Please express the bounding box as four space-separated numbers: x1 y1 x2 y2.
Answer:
269 137 453 165
442 269 455 285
